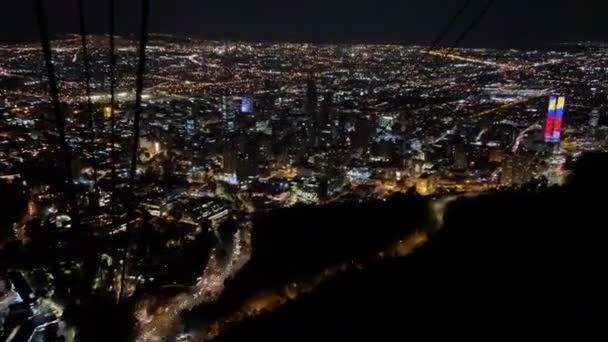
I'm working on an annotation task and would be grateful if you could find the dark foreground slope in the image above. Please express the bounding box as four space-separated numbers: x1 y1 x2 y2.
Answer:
214 153 608 340
188 194 428 323
0 180 26 249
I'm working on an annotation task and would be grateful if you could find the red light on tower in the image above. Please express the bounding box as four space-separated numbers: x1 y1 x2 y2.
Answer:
552 96 565 142
545 96 557 143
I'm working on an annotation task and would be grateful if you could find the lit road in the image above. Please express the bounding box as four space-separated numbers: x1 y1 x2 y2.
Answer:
201 195 468 340
423 50 522 71
135 224 251 342
512 121 542 153
134 192 473 341
186 54 204 66
470 94 547 119
203 230 432 340
326 190 352 204
429 193 479 230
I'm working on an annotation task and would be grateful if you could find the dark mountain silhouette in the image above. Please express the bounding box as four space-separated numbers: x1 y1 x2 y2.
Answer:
210 152 608 340
188 194 429 324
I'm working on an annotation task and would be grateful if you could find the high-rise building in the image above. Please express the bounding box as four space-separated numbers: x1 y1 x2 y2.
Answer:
237 96 256 133
222 135 238 175
237 138 259 182
589 109 600 129
378 115 395 134
320 92 333 128
185 119 197 139
222 96 237 132
241 96 253 114
353 115 372 151
304 80 320 147
71 155 82 181
453 145 468 170
545 96 566 143
192 100 202 117
544 96 556 142
553 96 565 142
313 92 334 147
305 79 318 117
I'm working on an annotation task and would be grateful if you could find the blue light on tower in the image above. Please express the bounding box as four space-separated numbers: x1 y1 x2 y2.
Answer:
241 96 253 113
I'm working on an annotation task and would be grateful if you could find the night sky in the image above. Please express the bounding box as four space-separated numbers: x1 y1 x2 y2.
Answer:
1 0 607 48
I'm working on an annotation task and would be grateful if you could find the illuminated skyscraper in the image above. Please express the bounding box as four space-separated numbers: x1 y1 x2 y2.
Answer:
241 96 253 114
186 119 197 138
222 96 236 132
314 92 333 146
545 96 566 143
305 80 320 147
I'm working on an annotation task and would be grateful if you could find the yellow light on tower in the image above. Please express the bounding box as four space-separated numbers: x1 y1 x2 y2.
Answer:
104 106 113 119
556 96 565 110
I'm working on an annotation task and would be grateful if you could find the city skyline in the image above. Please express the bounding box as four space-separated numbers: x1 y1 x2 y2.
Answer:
1 2 607 341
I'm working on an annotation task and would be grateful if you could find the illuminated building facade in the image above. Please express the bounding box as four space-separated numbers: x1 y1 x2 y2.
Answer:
241 96 253 114
222 96 237 132
416 173 434 195
545 96 566 143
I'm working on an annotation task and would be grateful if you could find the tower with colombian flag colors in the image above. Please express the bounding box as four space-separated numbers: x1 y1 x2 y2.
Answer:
544 96 566 143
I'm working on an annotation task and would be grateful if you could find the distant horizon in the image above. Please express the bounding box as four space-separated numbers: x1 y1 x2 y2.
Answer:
2 32 604 51
3 1 608 50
